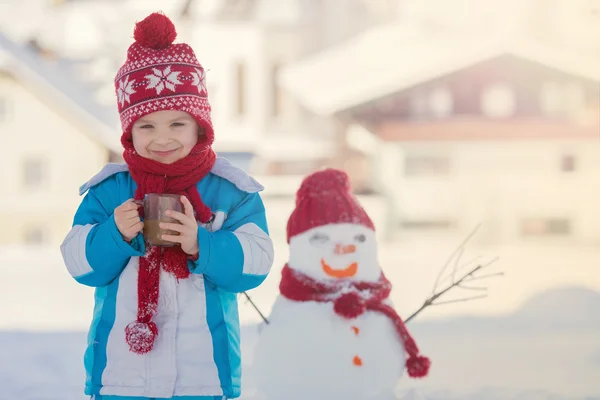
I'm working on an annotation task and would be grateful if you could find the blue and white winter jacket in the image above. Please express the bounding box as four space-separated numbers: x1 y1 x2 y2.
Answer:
60 158 274 398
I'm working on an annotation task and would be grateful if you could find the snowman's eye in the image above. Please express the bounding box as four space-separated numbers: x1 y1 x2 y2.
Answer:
309 232 330 245
354 234 366 243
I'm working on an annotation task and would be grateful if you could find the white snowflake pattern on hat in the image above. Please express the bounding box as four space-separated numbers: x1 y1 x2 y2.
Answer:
117 76 136 106
115 12 215 140
190 68 207 94
145 66 182 95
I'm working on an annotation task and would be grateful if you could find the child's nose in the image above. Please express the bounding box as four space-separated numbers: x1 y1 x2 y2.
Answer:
153 133 171 144
334 243 356 255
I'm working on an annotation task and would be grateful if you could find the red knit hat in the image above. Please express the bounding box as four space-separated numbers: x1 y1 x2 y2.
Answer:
286 168 375 242
114 12 214 147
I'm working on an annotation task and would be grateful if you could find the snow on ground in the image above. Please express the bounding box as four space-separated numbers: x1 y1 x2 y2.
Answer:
2 309 599 400
239 286 600 399
1 241 599 399
0 332 85 400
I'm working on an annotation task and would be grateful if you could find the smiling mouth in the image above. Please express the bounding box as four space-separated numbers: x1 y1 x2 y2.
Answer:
151 149 179 157
321 259 358 278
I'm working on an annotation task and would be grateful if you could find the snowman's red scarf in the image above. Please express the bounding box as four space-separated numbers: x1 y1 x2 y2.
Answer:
279 264 430 378
122 138 216 355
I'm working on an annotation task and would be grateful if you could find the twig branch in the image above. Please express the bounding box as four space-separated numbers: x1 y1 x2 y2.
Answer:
451 246 465 286
405 224 502 324
432 294 488 305
463 271 505 282
457 283 488 291
437 254 484 287
431 223 482 295
242 291 270 325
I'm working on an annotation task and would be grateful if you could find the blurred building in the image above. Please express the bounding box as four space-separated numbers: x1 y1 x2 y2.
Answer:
279 1 600 244
7 0 395 175
0 0 393 246
0 32 121 246
1 0 599 246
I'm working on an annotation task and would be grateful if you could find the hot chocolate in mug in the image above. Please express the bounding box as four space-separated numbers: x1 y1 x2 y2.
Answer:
135 193 184 247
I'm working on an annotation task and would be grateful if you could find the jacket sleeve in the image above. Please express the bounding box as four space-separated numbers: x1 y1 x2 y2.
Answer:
60 186 145 287
189 192 274 292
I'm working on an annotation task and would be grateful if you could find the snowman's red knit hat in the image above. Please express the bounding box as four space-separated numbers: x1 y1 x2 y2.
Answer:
114 12 214 148
286 168 375 242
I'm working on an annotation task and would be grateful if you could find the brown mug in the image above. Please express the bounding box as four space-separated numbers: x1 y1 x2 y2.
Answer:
135 193 184 247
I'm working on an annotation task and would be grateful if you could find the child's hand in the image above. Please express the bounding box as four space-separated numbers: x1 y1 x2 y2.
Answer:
160 196 199 256
114 199 143 242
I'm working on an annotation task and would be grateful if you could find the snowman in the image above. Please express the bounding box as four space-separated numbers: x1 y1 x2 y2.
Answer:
252 169 430 400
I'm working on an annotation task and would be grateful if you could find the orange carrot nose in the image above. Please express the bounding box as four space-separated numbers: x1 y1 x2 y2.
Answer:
334 244 356 255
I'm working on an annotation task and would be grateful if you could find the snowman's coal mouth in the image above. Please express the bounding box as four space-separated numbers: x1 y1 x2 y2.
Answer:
321 258 358 278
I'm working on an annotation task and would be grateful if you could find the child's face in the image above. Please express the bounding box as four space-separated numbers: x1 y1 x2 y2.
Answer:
131 110 204 164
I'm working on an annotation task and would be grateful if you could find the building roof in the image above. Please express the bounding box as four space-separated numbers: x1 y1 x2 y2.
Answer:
278 23 600 116
0 30 121 152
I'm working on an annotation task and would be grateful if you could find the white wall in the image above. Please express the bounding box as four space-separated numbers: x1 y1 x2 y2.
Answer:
182 22 310 152
375 139 600 245
182 23 269 152
0 74 109 246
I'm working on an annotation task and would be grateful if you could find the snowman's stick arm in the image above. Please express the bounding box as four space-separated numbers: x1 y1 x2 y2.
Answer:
405 265 483 323
404 257 500 323
462 271 505 282
457 283 488 291
436 254 484 287
432 294 488 305
431 223 482 294
242 291 270 325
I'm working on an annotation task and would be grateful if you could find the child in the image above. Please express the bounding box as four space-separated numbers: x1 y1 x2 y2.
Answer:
60 12 274 400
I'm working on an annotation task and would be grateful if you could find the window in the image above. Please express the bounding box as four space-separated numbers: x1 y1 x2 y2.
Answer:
0 97 7 122
404 156 451 176
234 61 246 117
563 81 586 113
23 158 47 188
540 81 563 115
587 0 600 21
521 218 571 236
428 86 453 118
24 227 46 245
409 91 427 119
270 63 283 118
400 219 456 230
481 83 515 118
560 154 576 172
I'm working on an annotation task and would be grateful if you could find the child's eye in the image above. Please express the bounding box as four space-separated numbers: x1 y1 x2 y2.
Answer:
139 124 153 129
171 122 185 127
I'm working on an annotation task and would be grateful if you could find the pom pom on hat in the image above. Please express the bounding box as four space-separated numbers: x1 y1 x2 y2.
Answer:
115 11 215 144
133 12 177 50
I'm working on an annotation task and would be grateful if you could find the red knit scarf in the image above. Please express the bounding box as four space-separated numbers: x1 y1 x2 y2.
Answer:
122 138 216 354
279 264 431 378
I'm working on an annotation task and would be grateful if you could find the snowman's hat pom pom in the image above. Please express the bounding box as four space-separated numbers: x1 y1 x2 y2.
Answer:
134 12 177 50
296 168 351 204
